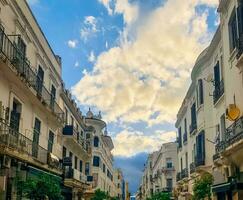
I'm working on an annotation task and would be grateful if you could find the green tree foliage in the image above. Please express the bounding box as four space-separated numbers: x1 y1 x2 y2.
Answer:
17 174 63 200
192 172 214 200
91 189 120 200
146 192 170 200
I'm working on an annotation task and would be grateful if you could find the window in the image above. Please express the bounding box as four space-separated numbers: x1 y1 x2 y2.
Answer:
50 85 56 109
166 158 173 168
94 136 99 147
32 118 41 158
69 152 73 165
0 24 4 49
48 131 54 153
228 8 237 52
166 179 173 190
184 118 187 134
198 79 204 105
178 127 182 148
93 156 100 167
71 116 74 126
63 146 66 157
80 160 83 173
17 36 26 57
220 114 226 141
10 99 21 132
190 103 197 134
103 163 106 173
180 158 183 171
64 107 68 124
85 162 90 175
196 131 205 165
75 156 78 169
36 66 44 96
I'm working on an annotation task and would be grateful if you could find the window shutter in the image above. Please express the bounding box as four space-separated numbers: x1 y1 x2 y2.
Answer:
214 62 220 89
199 79 204 104
237 3 243 54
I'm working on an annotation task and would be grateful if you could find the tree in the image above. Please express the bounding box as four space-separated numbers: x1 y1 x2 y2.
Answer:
192 172 214 200
146 192 170 200
17 174 63 200
91 189 109 200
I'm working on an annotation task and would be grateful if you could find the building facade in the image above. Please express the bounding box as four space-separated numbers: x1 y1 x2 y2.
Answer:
84 109 117 197
175 0 243 199
0 0 65 199
114 168 124 199
0 0 126 200
139 142 177 200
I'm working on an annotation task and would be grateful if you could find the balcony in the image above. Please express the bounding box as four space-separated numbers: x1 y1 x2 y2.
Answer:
0 27 64 123
161 166 175 173
213 80 224 104
181 168 189 179
176 172 181 182
214 117 243 165
195 156 205 168
183 133 187 144
0 120 61 173
64 167 88 189
190 162 195 174
189 123 197 135
161 187 172 192
63 125 91 156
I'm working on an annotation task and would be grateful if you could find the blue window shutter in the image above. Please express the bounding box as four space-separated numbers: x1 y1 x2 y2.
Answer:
214 62 220 89
199 79 204 105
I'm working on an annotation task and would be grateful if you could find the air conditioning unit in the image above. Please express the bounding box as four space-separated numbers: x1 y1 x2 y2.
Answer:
2 155 11 169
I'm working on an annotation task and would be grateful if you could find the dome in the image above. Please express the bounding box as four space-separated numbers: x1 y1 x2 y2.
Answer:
86 108 94 118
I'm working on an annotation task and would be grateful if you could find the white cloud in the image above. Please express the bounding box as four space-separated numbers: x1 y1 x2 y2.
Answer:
98 0 113 15
98 0 139 25
67 40 78 48
80 16 98 41
112 129 176 157
74 61 79 68
72 0 217 126
88 51 96 63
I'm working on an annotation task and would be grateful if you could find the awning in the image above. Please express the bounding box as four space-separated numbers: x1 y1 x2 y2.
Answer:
212 182 243 193
27 165 62 183
212 182 231 193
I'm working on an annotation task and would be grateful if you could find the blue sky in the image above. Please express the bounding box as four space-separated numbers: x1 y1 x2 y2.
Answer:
28 0 218 194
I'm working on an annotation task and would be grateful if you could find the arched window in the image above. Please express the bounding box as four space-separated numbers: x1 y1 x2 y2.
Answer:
94 136 99 147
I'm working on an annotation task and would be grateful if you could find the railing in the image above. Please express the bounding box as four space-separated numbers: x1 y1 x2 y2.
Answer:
183 132 187 144
63 125 91 153
64 168 87 183
181 168 189 179
161 166 175 172
213 79 224 104
0 28 64 123
162 187 172 192
190 162 195 174
0 120 61 170
176 172 181 182
215 117 243 155
190 123 197 135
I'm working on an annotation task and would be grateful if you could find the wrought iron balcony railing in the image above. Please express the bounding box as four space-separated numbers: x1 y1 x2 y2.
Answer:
190 162 195 174
0 120 61 170
63 125 91 153
213 80 224 104
181 168 189 179
195 156 205 167
215 116 243 155
0 27 64 123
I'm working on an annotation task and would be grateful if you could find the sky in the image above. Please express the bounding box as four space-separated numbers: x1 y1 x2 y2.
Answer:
28 0 218 194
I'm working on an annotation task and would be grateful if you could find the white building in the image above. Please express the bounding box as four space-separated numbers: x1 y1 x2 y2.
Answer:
139 142 177 200
114 168 124 199
84 109 117 197
0 0 65 199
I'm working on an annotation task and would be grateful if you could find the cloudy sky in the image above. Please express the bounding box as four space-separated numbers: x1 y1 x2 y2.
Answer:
28 0 218 194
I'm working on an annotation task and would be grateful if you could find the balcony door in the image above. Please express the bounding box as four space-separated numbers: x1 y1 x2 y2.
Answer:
32 118 41 158
36 66 44 96
50 85 56 110
10 100 21 133
196 131 205 165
